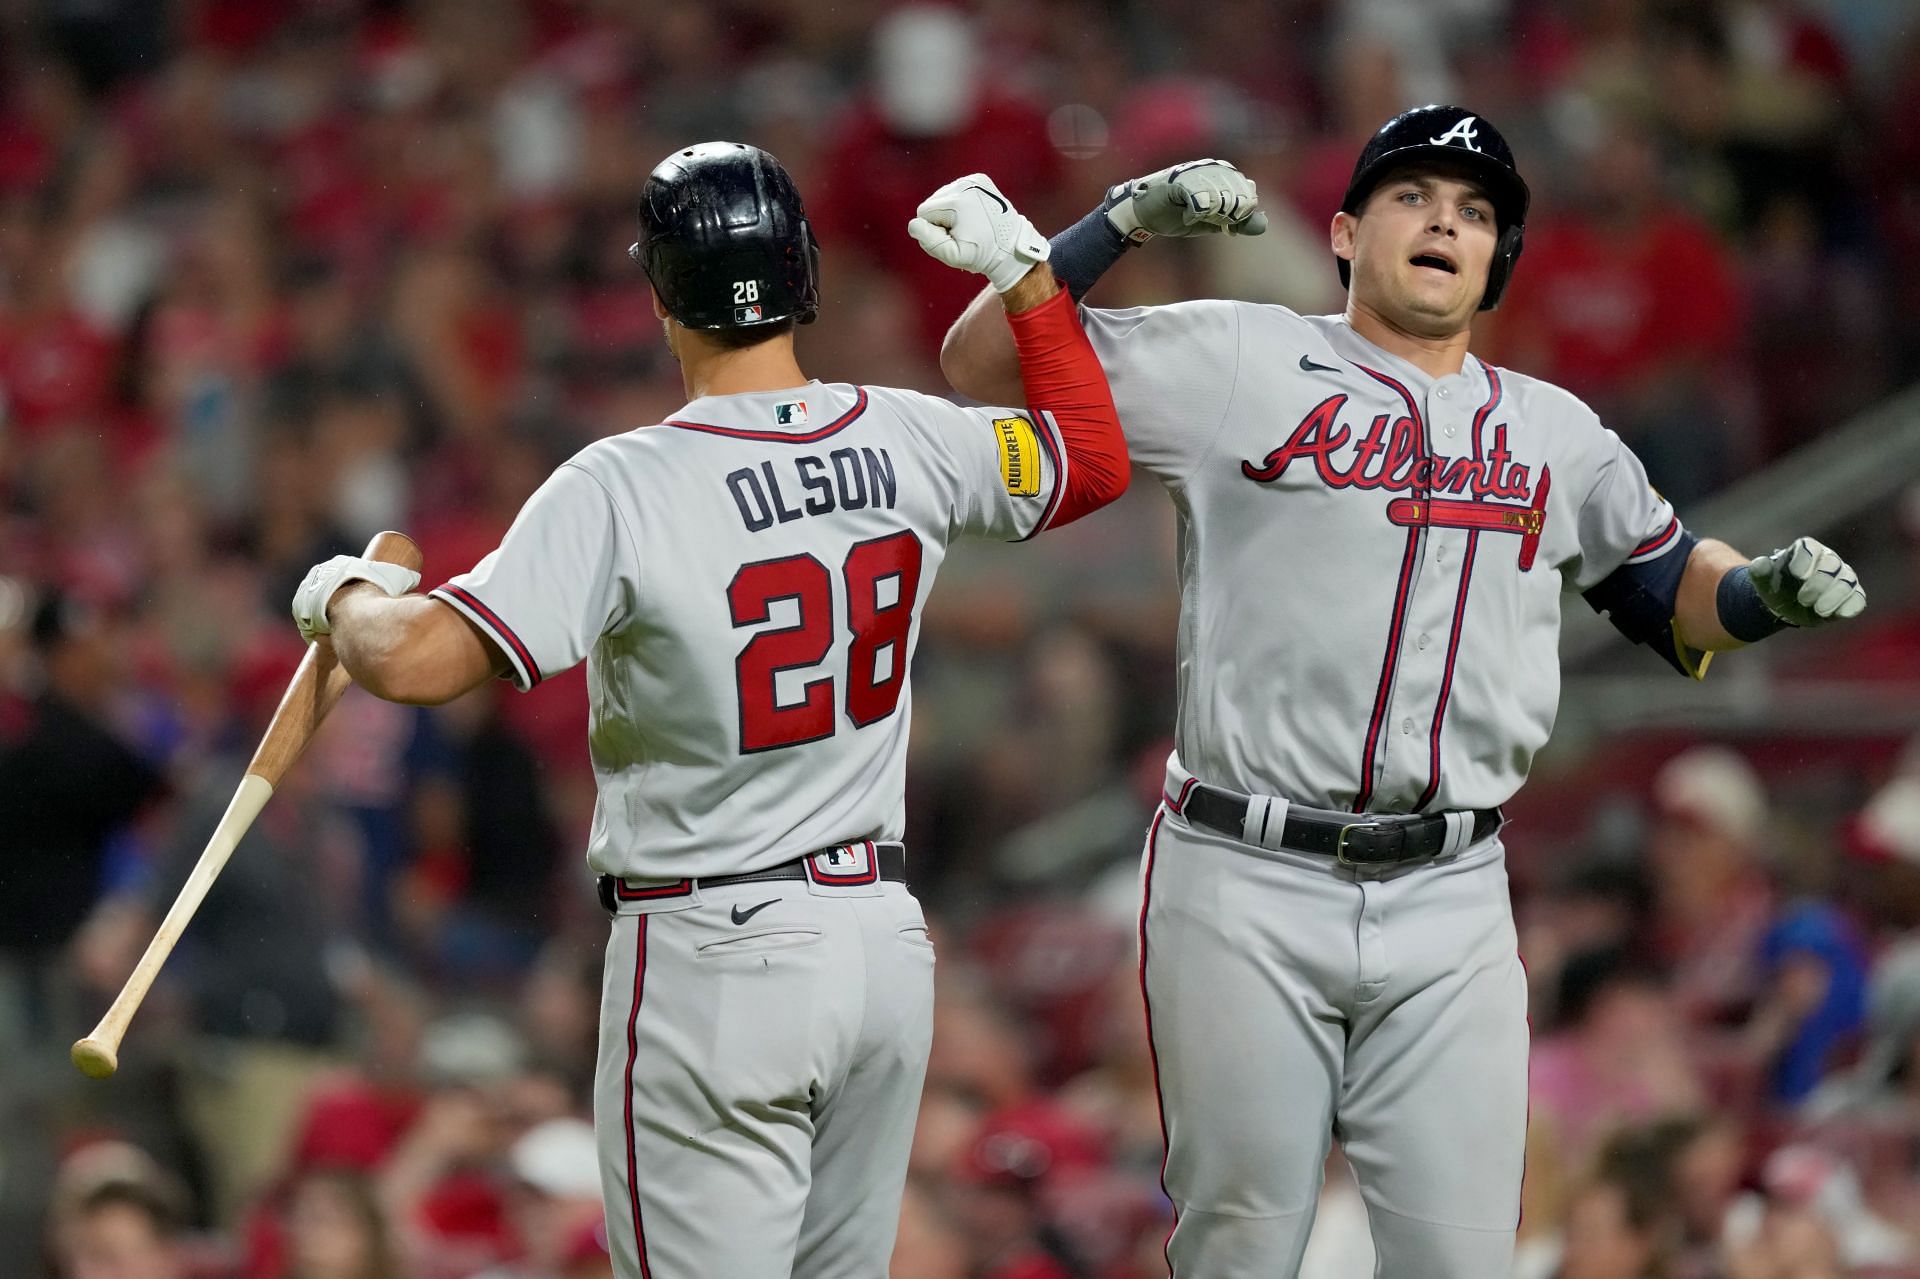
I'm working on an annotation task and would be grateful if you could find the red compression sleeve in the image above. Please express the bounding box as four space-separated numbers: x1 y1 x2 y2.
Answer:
1004 287 1129 529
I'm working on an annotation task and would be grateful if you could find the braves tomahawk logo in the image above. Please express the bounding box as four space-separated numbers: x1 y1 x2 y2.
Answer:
1429 117 1481 151
1241 390 1552 569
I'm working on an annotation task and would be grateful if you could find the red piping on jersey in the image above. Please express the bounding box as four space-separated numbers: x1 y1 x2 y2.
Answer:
1415 366 1502 812
1351 363 1429 813
436 583 544 688
1631 516 1680 560
663 387 869 442
623 916 654 1279
1137 807 1177 1274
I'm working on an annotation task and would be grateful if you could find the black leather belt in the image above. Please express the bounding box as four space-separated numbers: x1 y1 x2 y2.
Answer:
1178 785 1500 867
597 842 906 912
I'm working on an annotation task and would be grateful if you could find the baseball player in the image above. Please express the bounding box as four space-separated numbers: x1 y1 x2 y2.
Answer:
288 143 1129 1277
938 106 1867 1277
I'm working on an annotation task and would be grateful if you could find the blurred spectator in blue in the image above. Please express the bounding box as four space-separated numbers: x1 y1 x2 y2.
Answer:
1648 746 1869 1107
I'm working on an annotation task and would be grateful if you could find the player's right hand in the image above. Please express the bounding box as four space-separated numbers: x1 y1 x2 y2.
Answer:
1104 158 1268 244
292 554 421 643
908 174 1050 294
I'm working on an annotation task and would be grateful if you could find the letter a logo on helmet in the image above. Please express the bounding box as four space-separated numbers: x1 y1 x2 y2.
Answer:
1428 117 1481 151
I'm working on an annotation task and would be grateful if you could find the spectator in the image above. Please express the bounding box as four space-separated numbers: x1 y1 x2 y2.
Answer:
1486 109 1748 504
1648 747 1776 1028
280 1168 401 1279
46 1146 193 1279
1529 946 1705 1175
473 1119 604 1279
812 5 1063 357
0 589 165 1048
951 1102 1108 1279
1553 1157 1678 1279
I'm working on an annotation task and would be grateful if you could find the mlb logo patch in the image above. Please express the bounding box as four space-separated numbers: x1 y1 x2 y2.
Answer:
775 400 809 427
807 843 878 886
735 304 764 324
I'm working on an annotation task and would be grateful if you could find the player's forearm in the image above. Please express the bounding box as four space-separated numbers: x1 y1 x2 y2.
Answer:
1004 282 1129 526
328 587 502 704
1673 538 1753 651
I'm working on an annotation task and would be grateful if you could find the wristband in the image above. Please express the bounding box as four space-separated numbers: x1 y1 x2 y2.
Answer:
1717 565 1791 642
1048 205 1131 302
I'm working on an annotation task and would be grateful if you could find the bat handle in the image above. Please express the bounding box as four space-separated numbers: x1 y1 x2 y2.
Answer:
247 531 424 788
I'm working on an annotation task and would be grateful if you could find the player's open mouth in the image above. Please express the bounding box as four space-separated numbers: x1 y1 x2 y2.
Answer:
1409 252 1457 274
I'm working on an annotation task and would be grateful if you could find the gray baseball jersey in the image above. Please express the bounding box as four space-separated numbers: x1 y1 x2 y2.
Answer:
430 381 1071 880
1087 298 1683 1279
1081 299 1681 814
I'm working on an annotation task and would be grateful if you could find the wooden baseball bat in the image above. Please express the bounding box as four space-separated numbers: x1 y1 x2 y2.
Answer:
71 531 424 1079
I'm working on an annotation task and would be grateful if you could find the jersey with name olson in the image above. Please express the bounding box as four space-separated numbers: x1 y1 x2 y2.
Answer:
432 382 1070 878
1081 302 1682 815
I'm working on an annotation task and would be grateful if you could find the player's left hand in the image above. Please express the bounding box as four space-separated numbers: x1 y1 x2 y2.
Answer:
1104 159 1269 244
292 554 421 643
908 174 1050 294
1749 536 1865 628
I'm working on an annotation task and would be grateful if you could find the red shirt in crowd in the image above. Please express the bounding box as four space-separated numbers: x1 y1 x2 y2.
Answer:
1491 210 1741 402
813 92 1062 357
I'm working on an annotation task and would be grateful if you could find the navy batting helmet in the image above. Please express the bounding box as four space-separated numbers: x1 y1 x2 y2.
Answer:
1337 105 1530 310
630 142 821 331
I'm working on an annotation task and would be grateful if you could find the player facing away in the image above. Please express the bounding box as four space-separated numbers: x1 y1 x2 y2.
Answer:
287 143 1128 1277
939 106 1866 1277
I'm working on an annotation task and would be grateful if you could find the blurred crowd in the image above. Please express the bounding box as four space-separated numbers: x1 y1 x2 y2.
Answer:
3 0 1920 1277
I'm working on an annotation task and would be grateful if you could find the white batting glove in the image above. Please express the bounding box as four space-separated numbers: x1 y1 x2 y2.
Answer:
1104 158 1269 245
291 555 421 643
1749 536 1865 627
907 174 1050 293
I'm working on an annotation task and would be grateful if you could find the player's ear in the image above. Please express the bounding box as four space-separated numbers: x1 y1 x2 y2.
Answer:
1330 211 1357 265
650 289 669 322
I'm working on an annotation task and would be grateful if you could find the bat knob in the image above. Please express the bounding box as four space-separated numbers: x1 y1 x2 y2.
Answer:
71 1037 119 1079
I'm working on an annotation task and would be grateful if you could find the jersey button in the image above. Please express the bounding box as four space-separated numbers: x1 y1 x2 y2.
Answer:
1437 386 1452 400
1435 546 1449 563
1401 717 1415 734
1417 632 1431 649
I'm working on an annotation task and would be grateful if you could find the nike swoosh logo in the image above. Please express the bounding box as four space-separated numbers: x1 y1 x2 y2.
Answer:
1299 354 1340 374
731 899 780 925
972 184 1009 213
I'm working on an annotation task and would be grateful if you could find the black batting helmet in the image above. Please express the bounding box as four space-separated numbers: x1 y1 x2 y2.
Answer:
1337 105 1530 310
631 142 821 331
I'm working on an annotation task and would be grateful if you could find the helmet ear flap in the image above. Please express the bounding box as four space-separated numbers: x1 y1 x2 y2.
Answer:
1478 221 1525 311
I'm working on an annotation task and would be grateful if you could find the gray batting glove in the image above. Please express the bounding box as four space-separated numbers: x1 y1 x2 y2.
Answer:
292 555 421 643
1104 159 1268 245
1749 536 1865 628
